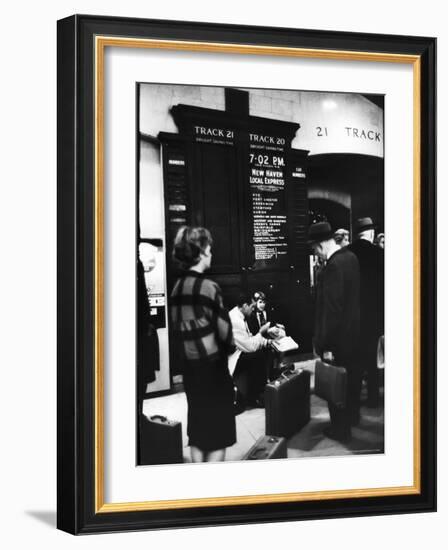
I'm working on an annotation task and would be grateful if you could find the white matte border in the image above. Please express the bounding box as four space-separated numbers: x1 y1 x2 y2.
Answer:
103 45 414 503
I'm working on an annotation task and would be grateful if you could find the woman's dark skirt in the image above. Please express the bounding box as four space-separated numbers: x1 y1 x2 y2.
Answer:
183 355 236 452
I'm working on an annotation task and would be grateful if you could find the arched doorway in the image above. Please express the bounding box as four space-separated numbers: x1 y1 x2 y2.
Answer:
307 153 384 234
308 198 351 233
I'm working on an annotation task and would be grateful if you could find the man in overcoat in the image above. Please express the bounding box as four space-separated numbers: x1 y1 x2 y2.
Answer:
309 222 361 441
348 217 385 407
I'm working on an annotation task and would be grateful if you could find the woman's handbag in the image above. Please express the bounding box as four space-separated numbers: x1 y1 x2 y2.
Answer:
314 360 347 409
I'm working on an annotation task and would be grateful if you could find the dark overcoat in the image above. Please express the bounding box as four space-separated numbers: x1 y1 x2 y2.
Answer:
137 260 160 387
314 247 360 364
247 308 270 336
348 239 384 339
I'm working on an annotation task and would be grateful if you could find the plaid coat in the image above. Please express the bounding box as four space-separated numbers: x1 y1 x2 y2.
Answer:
170 271 235 363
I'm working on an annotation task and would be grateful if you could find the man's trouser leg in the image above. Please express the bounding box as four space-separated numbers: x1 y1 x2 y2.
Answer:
233 357 249 408
365 337 379 406
328 404 351 440
233 351 269 405
347 366 363 425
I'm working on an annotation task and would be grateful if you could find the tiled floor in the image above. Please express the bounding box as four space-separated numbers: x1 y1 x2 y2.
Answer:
142 359 384 463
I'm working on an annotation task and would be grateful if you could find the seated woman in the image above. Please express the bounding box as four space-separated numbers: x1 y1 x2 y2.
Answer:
247 291 269 336
170 226 236 463
247 290 285 337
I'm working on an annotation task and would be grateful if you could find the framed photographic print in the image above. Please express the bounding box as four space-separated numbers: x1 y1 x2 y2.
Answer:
57 14 436 534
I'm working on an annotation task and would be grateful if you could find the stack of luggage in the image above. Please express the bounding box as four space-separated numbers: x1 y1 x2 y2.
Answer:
244 366 311 460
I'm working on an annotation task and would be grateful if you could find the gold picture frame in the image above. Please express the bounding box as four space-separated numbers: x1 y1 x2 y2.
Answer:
58 15 436 534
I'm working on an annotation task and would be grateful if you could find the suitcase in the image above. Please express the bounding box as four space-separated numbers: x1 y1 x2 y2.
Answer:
265 367 310 438
314 360 347 409
139 414 183 465
243 435 287 460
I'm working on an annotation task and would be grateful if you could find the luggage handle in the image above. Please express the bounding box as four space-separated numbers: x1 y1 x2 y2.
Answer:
248 437 280 459
149 415 168 423
249 447 268 459
280 367 295 379
322 358 345 370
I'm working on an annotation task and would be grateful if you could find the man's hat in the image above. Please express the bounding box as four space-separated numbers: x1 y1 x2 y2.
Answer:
355 217 375 233
307 221 334 244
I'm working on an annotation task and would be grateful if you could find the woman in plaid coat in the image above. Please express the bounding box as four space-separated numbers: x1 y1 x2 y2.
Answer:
170 227 236 462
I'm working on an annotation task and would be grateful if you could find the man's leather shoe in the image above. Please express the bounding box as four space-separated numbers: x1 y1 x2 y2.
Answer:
323 426 351 443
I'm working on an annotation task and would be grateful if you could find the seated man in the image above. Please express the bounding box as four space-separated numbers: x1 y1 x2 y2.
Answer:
229 294 276 409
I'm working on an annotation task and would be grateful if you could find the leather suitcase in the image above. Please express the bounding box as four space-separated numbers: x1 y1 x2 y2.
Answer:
243 435 287 460
139 414 183 465
265 368 310 438
314 360 347 408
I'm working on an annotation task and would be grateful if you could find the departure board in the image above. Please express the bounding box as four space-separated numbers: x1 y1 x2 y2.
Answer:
249 132 289 267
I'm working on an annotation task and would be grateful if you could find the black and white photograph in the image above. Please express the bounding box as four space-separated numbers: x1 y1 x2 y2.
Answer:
136 83 385 465
0 0 441 542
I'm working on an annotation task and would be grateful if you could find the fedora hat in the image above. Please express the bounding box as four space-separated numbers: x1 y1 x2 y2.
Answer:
355 217 375 233
307 221 334 244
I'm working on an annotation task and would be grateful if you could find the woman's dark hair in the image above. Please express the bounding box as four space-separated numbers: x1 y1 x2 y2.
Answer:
172 226 213 270
253 290 266 301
